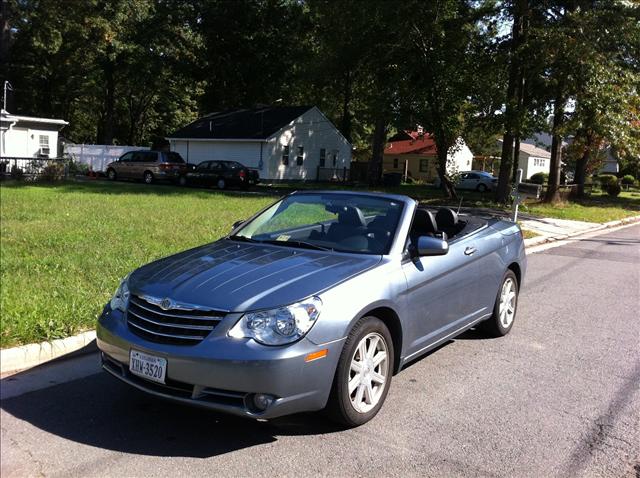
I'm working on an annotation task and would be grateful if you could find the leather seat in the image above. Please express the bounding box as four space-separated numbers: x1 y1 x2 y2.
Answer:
325 206 367 242
435 207 459 238
410 209 439 240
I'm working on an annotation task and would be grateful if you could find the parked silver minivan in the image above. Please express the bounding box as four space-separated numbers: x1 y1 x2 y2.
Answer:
106 151 189 184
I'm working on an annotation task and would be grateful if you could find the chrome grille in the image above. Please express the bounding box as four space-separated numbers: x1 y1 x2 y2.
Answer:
127 295 225 345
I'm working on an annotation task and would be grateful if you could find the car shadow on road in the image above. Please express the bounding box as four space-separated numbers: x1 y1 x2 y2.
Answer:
0 369 345 459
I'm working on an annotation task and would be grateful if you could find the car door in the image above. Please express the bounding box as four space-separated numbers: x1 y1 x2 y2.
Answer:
191 161 211 186
139 151 158 178
401 230 486 359
115 152 134 178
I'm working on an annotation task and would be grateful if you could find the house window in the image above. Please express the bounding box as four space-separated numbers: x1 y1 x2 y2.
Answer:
296 146 304 166
319 148 326 167
282 145 289 166
419 159 429 172
39 135 50 155
393 158 398 169
332 153 337 167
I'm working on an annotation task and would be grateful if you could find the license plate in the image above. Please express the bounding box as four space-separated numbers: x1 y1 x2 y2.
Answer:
129 350 167 384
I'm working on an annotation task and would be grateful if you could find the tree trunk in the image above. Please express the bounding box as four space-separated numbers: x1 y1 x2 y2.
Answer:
512 136 521 183
435 143 458 199
494 0 526 203
100 55 116 145
543 89 566 203
340 70 352 143
574 132 593 198
368 116 386 186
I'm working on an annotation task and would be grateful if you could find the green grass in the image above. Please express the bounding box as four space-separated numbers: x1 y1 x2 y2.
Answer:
1 179 638 347
0 181 273 347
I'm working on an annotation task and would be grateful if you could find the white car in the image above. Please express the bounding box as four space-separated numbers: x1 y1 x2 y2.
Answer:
433 171 498 192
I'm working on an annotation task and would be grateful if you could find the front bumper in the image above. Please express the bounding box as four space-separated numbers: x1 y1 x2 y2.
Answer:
97 306 344 419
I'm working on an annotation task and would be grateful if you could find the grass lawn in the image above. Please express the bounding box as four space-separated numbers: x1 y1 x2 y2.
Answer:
1 179 638 347
0 181 273 347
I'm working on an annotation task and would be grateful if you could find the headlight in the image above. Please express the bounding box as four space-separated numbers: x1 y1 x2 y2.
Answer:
110 276 130 312
228 296 322 346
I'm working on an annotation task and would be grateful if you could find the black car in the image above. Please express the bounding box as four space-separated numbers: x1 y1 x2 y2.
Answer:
181 160 260 189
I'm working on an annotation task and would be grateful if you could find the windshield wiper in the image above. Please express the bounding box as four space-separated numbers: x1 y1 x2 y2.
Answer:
259 239 333 251
227 235 260 243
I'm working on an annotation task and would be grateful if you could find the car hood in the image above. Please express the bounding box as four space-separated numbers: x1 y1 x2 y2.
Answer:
129 240 381 312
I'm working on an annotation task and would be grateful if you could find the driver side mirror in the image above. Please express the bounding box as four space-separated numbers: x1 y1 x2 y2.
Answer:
416 236 448 256
232 220 245 230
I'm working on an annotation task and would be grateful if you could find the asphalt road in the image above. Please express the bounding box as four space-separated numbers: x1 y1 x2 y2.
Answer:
2 224 639 478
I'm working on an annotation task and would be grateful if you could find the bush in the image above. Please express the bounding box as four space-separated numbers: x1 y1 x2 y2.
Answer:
621 174 635 185
606 182 621 197
10 165 23 179
39 162 66 181
529 172 548 184
67 160 89 176
597 174 618 187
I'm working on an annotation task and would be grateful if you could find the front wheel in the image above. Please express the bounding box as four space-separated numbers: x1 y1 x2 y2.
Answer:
326 317 394 427
480 270 519 337
107 168 117 181
216 177 226 190
178 175 187 186
476 183 488 193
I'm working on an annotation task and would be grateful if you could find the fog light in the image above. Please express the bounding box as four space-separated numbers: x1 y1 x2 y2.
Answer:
253 393 275 411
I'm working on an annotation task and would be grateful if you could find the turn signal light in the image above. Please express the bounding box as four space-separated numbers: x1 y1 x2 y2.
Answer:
304 349 328 362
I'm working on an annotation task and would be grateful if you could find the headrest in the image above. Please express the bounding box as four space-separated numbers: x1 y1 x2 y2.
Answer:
436 208 458 228
338 206 366 228
413 209 438 234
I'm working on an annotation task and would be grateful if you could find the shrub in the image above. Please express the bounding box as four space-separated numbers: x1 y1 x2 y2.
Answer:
39 162 66 181
597 174 618 187
606 182 621 197
621 174 635 185
67 160 89 176
529 172 548 184
10 165 23 179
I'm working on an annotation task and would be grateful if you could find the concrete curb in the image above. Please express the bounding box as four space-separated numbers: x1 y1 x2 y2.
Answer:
1 330 97 376
523 214 640 248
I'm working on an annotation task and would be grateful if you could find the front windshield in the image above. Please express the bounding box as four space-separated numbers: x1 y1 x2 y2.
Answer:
232 193 404 254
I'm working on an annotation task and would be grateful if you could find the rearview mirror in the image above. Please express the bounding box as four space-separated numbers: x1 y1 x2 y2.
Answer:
416 236 448 256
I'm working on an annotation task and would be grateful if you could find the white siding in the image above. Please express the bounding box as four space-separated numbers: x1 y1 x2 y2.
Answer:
446 138 473 173
1 127 59 158
518 154 550 179
263 107 351 181
170 140 262 168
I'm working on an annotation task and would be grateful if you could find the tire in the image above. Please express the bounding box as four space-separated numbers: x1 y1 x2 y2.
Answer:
107 168 117 181
480 270 519 337
476 183 488 193
216 177 226 190
178 175 187 186
326 316 394 427
143 171 154 184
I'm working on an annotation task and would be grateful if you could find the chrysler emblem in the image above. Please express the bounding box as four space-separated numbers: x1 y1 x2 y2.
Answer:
160 298 173 310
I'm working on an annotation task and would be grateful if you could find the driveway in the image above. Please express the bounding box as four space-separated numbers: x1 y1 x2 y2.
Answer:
1 224 639 477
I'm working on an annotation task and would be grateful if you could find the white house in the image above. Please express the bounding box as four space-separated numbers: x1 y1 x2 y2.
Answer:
1 109 68 158
167 106 352 181
517 142 552 179
382 130 474 181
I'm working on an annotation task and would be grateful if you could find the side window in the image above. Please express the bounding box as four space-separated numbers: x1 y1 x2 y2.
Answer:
419 159 429 172
332 152 337 167
296 146 304 166
145 151 158 162
211 162 223 170
196 161 210 171
319 148 326 167
120 152 133 162
282 145 290 166
131 152 145 162
393 158 398 169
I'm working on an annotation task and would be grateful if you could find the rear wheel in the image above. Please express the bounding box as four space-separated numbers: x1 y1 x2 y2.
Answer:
480 270 519 337
107 168 117 181
476 183 487 193
143 171 154 184
326 317 393 427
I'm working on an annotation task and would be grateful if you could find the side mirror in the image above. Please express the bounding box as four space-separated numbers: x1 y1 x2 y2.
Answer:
416 236 448 256
232 220 245 230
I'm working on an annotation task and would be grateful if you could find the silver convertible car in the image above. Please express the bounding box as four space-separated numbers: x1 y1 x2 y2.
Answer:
97 191 526 427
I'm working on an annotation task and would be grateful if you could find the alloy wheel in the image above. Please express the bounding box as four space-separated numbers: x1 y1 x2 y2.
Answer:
348 332 388 414
499 278 516 328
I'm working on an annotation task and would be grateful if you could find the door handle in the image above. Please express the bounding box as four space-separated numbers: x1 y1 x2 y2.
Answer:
464 246 477 256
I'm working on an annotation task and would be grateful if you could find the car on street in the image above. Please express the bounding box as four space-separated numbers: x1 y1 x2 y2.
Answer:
97 191 526 426
434 170 498 192
106 150 189 184
181 160 260 189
